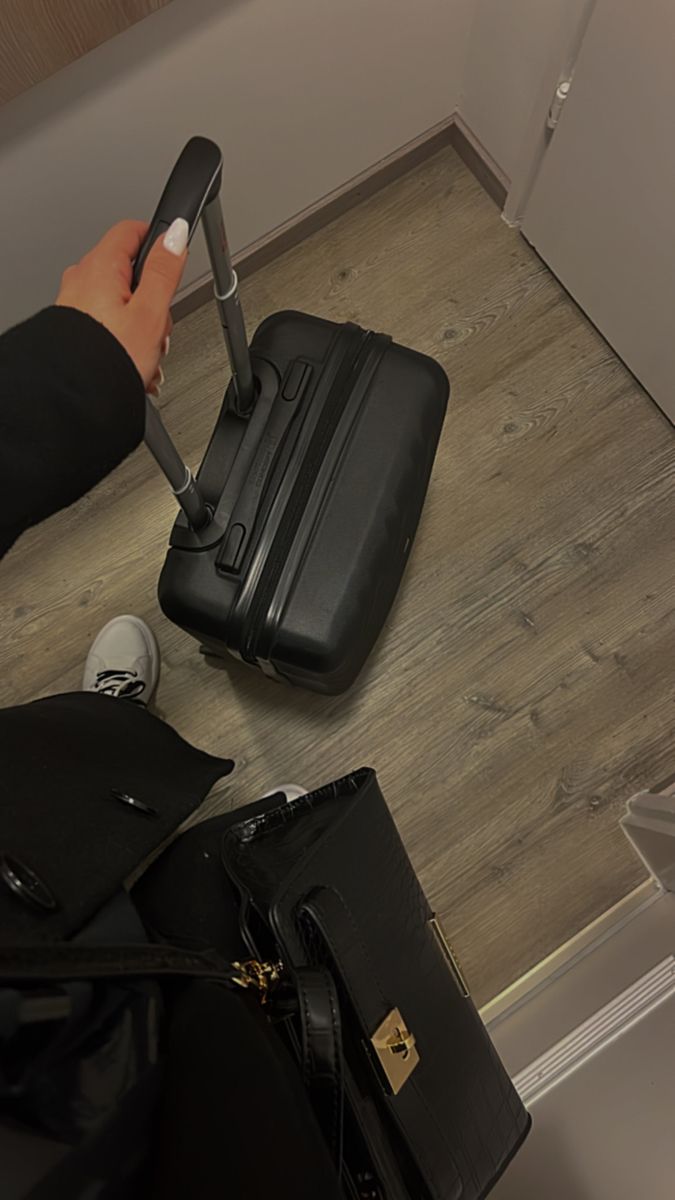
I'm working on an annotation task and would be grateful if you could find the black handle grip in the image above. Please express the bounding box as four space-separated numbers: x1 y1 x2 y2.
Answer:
131 135 223 291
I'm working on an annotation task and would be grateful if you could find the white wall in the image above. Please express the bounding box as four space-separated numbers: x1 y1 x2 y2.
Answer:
0 0 596 331
460 0 586 183
0 0 473 329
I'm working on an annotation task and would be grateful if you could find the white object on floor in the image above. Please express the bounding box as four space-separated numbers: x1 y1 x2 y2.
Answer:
83 614 160 705
261 784 308 804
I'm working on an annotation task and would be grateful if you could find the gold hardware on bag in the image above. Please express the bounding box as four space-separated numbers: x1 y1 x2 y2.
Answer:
430 915 470 998
231 959 284 1005
370 1007 419 1094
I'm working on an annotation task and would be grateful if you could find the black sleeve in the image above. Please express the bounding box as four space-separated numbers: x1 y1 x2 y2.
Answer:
0 305 145 557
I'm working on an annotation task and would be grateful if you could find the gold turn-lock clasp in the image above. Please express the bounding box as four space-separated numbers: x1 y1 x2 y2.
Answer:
370 1007 420 1094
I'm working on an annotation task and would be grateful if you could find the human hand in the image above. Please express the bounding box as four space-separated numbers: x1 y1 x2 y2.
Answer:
55 217 189 394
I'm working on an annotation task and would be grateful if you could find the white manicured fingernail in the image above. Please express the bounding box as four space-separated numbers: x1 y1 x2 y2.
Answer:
162 334 170 357
163 217 189 256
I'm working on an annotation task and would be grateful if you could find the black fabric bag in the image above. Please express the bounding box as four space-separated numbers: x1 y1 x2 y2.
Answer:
0 770 529 1199
135 138 449 694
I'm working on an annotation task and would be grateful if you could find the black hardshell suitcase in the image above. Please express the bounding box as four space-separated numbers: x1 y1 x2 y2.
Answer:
135 139 448 694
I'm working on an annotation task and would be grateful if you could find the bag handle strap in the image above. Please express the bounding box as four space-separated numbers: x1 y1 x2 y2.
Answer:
299 888 390 1037
295 966 344 1171
0 943 239 984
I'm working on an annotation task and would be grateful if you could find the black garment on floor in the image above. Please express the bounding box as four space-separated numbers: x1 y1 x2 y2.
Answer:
0 692 233 946
0 786 344 1200
0 294 206 938
0 697 344 1200
132 804 343 1199
150 981 343 1200
132 798 283 958
0 303 340 1197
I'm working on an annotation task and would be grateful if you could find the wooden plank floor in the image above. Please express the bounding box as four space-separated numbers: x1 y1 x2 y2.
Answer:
3 146 674 1004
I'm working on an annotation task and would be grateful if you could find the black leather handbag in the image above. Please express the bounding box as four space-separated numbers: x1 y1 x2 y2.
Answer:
220 768 531 1198
0 770 529 1199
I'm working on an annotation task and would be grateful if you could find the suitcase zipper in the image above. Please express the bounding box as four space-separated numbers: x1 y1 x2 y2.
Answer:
241 330 372 662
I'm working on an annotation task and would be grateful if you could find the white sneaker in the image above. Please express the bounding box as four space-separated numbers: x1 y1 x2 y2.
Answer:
83 615 160 705
261 784 308 804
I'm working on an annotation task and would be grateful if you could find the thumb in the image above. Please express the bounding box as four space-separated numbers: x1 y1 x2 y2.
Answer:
135 217 189 313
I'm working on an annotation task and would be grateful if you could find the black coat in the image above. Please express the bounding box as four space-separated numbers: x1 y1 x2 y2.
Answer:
0 306 232 938
0 308 340 1198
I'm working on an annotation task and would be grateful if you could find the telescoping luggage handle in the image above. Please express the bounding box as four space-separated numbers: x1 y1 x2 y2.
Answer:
132 136 255 531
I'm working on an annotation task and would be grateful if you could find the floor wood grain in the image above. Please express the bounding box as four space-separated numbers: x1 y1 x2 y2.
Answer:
3 147 674 1004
